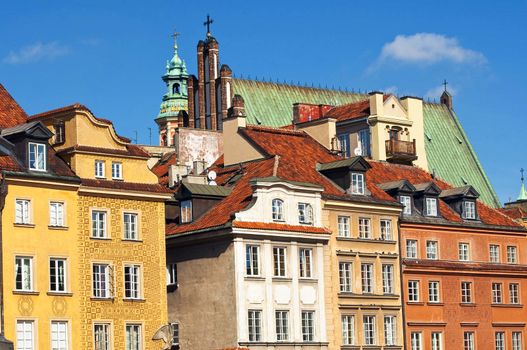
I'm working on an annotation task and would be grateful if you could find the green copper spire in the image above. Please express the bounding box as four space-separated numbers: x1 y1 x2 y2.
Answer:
519 168 527 201
156 31 189 121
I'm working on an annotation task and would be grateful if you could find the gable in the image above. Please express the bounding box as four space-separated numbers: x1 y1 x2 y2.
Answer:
382 95 408 120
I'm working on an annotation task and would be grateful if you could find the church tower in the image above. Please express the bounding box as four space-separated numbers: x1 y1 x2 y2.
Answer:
155 32 189 146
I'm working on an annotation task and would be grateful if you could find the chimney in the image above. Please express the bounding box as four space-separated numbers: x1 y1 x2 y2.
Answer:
168 164 191 187
293 103 333 124
223 94 263 166
440 90 453 109
295 117 337 150
368 91 384 115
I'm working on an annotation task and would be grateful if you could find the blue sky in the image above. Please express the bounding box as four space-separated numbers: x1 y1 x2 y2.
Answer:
1 0 526 203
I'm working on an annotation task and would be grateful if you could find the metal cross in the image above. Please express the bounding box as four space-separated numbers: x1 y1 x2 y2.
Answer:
204 14 214 35
172 31 180 48
442 79 448 92
521 168 525 182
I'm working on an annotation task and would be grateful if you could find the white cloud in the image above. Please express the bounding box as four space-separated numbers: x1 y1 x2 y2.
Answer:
425 85 457 100
384 86 398 95
3 42 69 64
378 33 486 65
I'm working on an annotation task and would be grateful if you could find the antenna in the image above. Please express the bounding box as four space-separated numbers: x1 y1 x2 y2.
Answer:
148 127 152 145
133 130 138 144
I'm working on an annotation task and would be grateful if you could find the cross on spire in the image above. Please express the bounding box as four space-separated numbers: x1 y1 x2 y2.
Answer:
442 79 448 92
204 14 214 36
521 168 525 183
171 30 180 49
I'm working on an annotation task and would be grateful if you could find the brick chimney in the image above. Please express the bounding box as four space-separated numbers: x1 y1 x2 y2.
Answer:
293 103 333 124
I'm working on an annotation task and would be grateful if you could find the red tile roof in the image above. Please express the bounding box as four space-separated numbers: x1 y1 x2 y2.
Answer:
324 99 371 121
58 144 150 158
0 155 22 172
81 178 172 194
233 220 330 234
499 207 527 220
151 151 178 185
0 84 28 128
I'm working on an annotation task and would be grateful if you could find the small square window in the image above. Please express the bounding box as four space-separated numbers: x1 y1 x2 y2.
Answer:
28 142 46 171
351 173 365 195
425 197 438 216
111 162 122 180
463 201 476 219
95 160 105 178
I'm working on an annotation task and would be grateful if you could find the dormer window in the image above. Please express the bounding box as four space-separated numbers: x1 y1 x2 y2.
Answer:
298 203 313 225
425 197 438 216
351 173 365 195
180 200 192 223
272 199 284 221
28 142 46 171
399 195 412 215
463 201 476 220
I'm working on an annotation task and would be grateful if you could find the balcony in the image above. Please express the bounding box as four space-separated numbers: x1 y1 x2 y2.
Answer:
385 139 417 164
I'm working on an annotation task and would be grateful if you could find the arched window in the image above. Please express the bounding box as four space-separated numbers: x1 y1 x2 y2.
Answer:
272 199 284 221
172 83 180 95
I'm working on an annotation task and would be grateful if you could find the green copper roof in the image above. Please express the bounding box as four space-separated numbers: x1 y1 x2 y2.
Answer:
232 78 501 208
519 183 527 201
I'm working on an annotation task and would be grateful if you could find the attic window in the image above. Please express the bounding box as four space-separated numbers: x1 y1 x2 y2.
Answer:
351 173 365 195
425 197 438 216
180 200 192 223
399 195 412 215
28 143 46 171
463 201 476 220
272 199 284 221
298 203 313 225
54 123 65 144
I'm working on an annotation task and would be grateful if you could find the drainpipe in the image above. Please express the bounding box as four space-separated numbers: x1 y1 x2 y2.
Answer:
397 216 407 350
0 178 14 349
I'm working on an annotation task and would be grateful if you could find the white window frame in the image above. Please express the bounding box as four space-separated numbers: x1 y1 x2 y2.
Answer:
510 283 520 304
489 245 500 263
406 239 418 259
351 172 365 195
180 200 192 224
49 257 68 293
431 332 442 350
363 315 376 345
495 332 505 350
91 210 107 239
512 332 522 350
94 323 111 350
125 323 142 350
16 320 35 350
426 240 438 260
461 281 472 303
358 217 371 239
299 248 313 278
408 280 420 302
92 263 112 298
464 200 476 219
341 315 355 345
301 310 315 342
507 246 518 264
272 198 284 221
361 263 374 294
425 197 438 216
382 264 394 294
246 245 260 276
123 212 139 240
124 264 142 299
492 282 503 304
15 256 33 291
170 322 179 346
275 310 289 341
384 315 396 346
338 216 350 237
49 201 65 227
166 263 177 286
15 199 31 224
400 195 412 215
297 202 313 225
463 331 475 350
411 332 422 350
339 262 352 292
111 162 123 180
428 281 440 303
51 320 69 350
248 310 262 342
459 243 470 261
28 142 46 171
273 247 287 277
380 219 392 240
95 160 105 178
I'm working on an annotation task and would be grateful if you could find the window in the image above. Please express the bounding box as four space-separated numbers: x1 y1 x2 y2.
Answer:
400 195 412 215
461 281 472 303
298 203 313 224
492 283 503 304
15 256 33 291
382 264 394 294
510 283 520 304
406 240 417 259
273 247 287 277
341 315 355 345
361 263 374 293
459 243 470 261
490 245 500 263
495 332 505 350
111 162 122 180
51 321 68 350
380 219 392 240
172 83 180 94
428 281 440 303
507 246 518 264
16 320 34 350
92 263 112 298
49 202 65 227
384 315 396 346
410 332 422 350
426 240 438 260
339 262 352 292
463 331 475 350
351 173 365 195
125 324 142 350
15 199 31 224
363 315 376 345
28 142 46 171
408 280 420 302
464 201 476 219
246 245 259 276
338 134 350 158
170 322 179 346
166 263 177 286
50 258 67 292
358 218 371 239
513 332 522 350
123 213 138 240
272 199 284 221
275 311 289 341
248 310 262 342
301 311 315 342
124 264 141 299
180 200 192 223
358 128 371 157
299 248 313 278
425 197 438 216
91 211 107 238
431 332 442 350
95 160 105 178
337 216 350 237
54 123 65 144
94 323 111 350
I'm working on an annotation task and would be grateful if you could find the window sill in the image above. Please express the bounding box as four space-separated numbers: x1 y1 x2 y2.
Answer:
13 290 39 295
427 302 444 306
245 276 265 281
336 237 396 244
47 291 73 297
95 176 106 180
272 277 292 282
90 237 111 241
13 223 35 228
299 277 318 283
460 302 476 307
112 178 124 181
406 301 425 305
491 303 523 308
123 298 146 302
122 238 142 243
48 225 69 230
91 297 114 301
